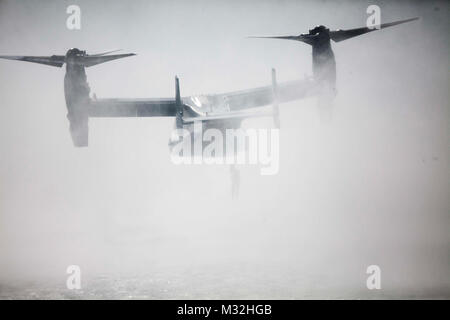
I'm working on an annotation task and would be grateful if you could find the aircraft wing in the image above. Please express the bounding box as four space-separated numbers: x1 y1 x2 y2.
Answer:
185 77 318 113
89 77 318 119
89 98 177 117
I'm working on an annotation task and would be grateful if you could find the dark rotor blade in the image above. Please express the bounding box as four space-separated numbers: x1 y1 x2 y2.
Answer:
248 35 300 41
248 34 316 45
329 17 419 42
78 53 136 67
0 55 65 67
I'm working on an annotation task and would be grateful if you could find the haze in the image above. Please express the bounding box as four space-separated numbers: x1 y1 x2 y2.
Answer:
0 0 448 298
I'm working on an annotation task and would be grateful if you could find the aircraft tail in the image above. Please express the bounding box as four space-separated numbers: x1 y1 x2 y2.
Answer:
175 76 184 129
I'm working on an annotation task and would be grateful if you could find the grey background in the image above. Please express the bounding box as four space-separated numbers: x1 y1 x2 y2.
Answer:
0 0 448 298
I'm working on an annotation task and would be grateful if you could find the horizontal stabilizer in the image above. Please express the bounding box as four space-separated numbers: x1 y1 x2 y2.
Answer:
182 109 275 123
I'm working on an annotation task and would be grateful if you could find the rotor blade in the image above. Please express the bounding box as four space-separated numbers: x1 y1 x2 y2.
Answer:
0 55 65 67
77 53 136 67
329 17 419 42
248 35 300 41
89 49 122 56
248 34 316 45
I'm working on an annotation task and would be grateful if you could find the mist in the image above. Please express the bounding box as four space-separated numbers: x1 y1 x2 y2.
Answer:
0 0 448 298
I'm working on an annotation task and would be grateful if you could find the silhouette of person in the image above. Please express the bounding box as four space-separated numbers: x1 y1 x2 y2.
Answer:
230 165 240 199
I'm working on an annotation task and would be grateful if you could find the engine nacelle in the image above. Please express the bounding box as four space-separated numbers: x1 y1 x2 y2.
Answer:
64 63 91 147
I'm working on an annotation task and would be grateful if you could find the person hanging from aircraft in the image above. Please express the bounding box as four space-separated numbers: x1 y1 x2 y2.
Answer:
230 164 240 200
